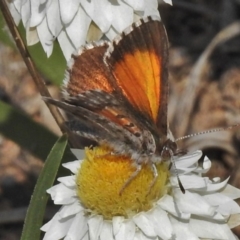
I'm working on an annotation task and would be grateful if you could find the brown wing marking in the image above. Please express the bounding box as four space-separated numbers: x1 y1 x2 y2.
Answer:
63 42 115 97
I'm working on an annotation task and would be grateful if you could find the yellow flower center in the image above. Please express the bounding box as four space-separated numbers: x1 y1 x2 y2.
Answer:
76 146 169 219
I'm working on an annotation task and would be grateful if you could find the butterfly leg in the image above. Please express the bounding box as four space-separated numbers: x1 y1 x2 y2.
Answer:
162 147 185 194
119 164 142 195
95 151 117 159
147 163 158 195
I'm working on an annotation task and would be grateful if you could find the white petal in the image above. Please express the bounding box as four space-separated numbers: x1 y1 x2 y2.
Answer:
13 0 22 13
8 2 21 25
47 183 76 204
218 200 240 215
228 214 240 229
133 212 156 238
42 212 74 240
170 175 207 190
212 177 221 183
36 17 54 57
123 0 145 11
114 219 135 240
189 217 236 240
65 211 88 240
194 156 211 174
141 0 160 18
221 184 240 199
58 175 76 187
82 232 90 240
212 212 228 221
157 195 190 219
47 183 61 197
59 201 83 218
174 190 215 217
112 216 124 235
173 166 197 175
41 217 53 232
71 149 85 160
146 207 173 239
26 27 39 45
88 215 103 240
81 0 111 33
205 177 229 192
109 1 133 33
204 192 234 206
133 231 157 240
105 26 118 40
163 0 172 5
63 160 82 174
100 221 114 240
65 5 91 49
59 0 79 24
21 0 31 27
29 0 46 27
58 29 76 60
46 0 62 36
86 23 103 42
170 215 199 240
174 151 202 169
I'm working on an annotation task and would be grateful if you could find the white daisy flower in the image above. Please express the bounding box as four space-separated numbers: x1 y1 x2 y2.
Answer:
7 0 171 60
41 146 240 240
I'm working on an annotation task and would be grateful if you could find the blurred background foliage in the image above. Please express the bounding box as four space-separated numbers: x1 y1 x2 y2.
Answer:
1 0 240 239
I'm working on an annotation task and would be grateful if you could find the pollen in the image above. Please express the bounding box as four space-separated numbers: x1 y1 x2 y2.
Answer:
76 146 169 219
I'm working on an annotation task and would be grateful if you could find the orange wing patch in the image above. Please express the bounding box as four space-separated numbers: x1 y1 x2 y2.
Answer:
97 107 142 136
105 16 168 128
113 50 161 123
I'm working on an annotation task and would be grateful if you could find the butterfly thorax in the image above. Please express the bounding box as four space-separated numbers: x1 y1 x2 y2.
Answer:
123 128 177 165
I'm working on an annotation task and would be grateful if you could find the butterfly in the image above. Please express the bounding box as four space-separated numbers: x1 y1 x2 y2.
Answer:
46 15 181 191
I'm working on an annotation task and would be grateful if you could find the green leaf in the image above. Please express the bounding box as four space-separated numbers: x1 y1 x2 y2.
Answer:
0 13 66 85
21 134 68 240
0 10 15 49
28 40 66 86
0 100 58 160
18 22 66 86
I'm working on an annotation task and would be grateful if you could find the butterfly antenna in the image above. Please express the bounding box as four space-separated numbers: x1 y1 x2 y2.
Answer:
175 123 240 142
95 151 117 159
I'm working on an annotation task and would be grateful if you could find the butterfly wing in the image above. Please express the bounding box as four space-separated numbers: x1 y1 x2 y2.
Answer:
45 97 143 157
63 43 134 125
47 16 169 157
104 16 169 136
62 41 152 144
63 41 114 97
